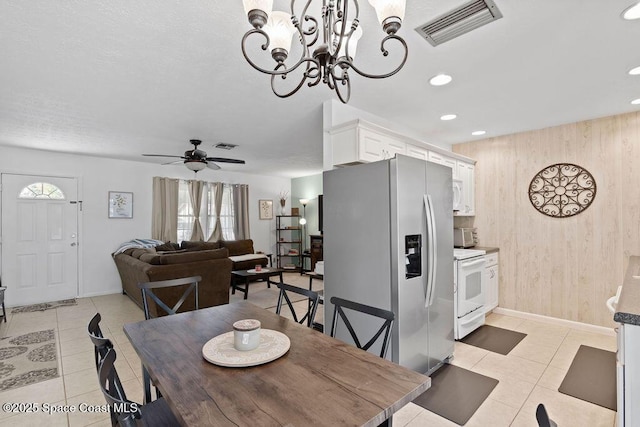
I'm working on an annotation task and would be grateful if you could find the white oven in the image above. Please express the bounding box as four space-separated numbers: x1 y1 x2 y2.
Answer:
454 249 486 339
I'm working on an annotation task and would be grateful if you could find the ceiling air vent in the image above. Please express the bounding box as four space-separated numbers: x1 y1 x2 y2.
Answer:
214 143 237 150
415 0 503 47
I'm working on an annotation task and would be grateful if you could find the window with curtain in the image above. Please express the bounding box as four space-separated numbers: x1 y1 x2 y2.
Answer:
176 181 236 242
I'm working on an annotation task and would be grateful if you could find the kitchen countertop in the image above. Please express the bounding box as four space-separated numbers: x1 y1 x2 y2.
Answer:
473 246 500 254
614 256 640 326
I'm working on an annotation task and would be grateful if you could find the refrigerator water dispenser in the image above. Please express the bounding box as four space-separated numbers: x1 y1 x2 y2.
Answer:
405 235 422 279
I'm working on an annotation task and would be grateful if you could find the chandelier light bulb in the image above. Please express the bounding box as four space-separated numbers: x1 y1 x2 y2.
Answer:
299 217 307 225
629 66 640 75
336 22 364 61
263 11 296 62
243 0 273 28
368 0 406 33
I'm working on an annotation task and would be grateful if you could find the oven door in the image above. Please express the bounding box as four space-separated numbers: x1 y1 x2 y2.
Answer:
456 256 485 318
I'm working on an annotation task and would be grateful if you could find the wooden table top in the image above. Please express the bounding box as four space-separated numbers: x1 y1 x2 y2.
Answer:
123 301 430 426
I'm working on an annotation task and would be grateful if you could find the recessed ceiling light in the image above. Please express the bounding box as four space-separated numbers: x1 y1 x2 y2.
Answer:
471 130 486 136
440 114 457 121
429 74 452 86
622 2 640 20
632 98 640 105
629 66 640 75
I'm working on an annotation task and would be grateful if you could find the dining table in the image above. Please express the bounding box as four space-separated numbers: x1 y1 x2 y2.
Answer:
123 300 431 426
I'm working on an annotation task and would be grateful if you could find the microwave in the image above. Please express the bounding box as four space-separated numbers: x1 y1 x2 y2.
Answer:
454 227 477 248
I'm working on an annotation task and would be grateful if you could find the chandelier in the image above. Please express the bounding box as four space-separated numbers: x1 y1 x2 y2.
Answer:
241 0 408 103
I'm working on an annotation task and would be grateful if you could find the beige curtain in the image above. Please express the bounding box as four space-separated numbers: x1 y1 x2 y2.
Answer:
151 177 179 242
188 180 205 241
207 182 224 242
232 184 250 240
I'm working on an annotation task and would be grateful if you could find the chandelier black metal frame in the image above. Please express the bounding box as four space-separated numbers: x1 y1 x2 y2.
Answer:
241 0 408 103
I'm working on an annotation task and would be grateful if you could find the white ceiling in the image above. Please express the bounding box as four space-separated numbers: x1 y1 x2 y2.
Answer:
1 1 639 178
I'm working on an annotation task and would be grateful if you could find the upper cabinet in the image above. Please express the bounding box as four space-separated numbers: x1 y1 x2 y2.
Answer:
330 120 476 215
456 161 475 216
332 123 406 165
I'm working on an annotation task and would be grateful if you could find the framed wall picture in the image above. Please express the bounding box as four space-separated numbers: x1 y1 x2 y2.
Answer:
109 191 133 219
259 199 273 220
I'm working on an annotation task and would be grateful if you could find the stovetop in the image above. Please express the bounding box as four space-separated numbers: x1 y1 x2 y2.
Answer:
454 248 487 260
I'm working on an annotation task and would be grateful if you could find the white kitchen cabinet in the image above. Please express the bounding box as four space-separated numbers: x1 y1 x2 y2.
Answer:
406 144 429 161
428 151 458 178
331 123 406 166
456 161 475 216
618 322 640 426
484 253 499 313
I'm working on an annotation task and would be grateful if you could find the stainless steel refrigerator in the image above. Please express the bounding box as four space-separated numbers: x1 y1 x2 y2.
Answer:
323 154 454 374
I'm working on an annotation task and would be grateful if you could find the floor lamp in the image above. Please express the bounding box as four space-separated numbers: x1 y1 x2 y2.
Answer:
299 199 309 269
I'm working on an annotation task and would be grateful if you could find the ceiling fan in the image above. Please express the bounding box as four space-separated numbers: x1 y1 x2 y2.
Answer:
143 139 245 172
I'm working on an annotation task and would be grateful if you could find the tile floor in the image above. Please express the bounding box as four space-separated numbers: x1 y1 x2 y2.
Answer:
0 274 617 426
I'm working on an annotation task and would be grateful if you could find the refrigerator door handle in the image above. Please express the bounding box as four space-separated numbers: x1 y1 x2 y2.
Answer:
424 194 437 307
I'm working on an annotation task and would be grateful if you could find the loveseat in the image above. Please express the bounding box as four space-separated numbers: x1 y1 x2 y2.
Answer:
113 247 232 317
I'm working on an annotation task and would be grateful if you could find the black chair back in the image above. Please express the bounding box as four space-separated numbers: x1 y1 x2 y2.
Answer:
87 313 114 371
536 403 558 427
329 296 395 358
137 276 201 319
276 283 320 327
99 348 142 427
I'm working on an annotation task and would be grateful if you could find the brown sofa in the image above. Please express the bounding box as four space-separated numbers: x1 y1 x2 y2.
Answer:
113 247 232 317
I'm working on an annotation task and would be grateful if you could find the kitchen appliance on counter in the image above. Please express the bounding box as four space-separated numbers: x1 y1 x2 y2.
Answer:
454 248 486 339
323 154 454 375
454 227 478 248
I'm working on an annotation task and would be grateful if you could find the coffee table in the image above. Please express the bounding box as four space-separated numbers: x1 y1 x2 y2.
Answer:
231 268 284 300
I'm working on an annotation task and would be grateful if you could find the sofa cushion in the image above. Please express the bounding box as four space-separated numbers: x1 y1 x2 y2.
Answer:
156 248 229 265
131 248 156 259
180 240 221 251
154 241 179 252
220 239 254 256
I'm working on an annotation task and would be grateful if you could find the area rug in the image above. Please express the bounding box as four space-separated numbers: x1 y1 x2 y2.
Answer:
558 345 616 411
460 324 527 355
11 299 77 313
0 329 59 391
413 364 498 425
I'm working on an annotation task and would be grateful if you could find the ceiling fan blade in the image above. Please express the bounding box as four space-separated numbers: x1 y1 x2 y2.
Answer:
205 157 245 164
143 154 184 158
162 160 184 165
206 162 221 170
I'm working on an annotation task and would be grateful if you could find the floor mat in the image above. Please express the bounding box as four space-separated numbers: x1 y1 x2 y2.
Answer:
558 345 616 411
0 329 59 391
413 364 498 425
11 298 77 313
460 324 526 355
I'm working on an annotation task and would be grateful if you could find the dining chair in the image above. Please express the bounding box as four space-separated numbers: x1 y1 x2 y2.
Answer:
87 313 124 426
98 348 180 427
137 276 201 403
275 282 320 328
137 275 201 320
87 313 115 370
536 403 558 427
329 296 395 358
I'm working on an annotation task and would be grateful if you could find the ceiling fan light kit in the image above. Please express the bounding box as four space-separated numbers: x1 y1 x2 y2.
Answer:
241 0 408 103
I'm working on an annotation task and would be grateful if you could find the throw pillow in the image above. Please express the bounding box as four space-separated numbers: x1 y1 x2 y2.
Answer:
154 241 177 252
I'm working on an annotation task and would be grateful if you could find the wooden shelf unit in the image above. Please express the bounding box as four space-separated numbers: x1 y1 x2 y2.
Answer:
276 215 302 271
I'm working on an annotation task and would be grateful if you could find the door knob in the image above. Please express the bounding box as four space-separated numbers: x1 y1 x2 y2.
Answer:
70 242 77 247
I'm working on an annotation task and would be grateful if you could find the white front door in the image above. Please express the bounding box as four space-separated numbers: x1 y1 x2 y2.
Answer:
1 174 79 306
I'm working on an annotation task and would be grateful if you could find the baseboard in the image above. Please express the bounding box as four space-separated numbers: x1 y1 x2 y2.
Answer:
492 307 615 336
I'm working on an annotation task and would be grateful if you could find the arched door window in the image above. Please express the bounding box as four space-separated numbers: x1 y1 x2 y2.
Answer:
18 182 66 200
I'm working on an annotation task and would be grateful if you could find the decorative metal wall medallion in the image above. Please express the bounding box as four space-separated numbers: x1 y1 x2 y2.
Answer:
528 163 596 218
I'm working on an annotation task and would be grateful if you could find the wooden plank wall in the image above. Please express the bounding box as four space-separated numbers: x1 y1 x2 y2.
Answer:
453 111 640 327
